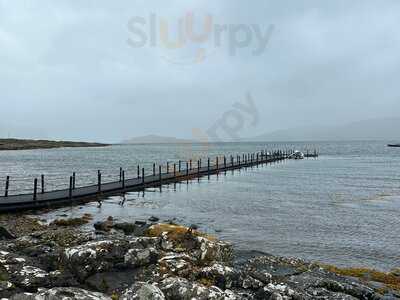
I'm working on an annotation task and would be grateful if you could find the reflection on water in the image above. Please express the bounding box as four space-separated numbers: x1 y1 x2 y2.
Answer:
1 141 400 270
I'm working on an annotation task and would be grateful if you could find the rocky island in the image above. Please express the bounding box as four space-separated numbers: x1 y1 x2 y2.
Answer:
0 139 110 151
0 214 398 299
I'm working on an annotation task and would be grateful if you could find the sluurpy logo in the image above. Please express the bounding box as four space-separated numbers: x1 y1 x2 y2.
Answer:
127 12 274 65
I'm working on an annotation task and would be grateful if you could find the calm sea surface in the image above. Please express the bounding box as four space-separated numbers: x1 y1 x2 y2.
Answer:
0 141 399 271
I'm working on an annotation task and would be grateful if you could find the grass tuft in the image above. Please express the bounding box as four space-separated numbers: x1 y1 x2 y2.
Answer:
321 264 400 292
146 224 216 241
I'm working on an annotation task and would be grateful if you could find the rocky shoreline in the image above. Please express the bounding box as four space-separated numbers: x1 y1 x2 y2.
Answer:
0 214 398 299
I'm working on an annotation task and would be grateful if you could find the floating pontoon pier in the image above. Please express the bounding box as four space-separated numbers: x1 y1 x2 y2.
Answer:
0 149 318 212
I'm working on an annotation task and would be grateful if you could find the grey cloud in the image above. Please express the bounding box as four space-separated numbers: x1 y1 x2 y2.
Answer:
0 0 399 142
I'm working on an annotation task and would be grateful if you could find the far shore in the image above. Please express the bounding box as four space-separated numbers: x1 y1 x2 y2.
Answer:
0 138 110 151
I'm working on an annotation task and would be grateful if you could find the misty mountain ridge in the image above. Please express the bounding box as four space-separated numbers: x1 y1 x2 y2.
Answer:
121 135 194 144
121 118 400 144
250 117 400 142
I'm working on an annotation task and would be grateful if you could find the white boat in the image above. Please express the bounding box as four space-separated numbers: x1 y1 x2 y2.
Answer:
289 151 305 160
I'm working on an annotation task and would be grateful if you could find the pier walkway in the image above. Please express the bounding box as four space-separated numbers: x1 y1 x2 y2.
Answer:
0 150 318 212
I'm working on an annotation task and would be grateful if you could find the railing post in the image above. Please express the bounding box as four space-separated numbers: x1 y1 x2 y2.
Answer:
224 156 226 168
33 178 38 202
72 172 76 189
5 176 9 197
216 157 219 171
122 170 125 189
97 171 101 194
69 176 73 200
186 162 189 176
137 165 140 178
142 168 145 184
41 174 45 194
119 167 122 182
179 160 181 172
159 165 162 184
173 163 176 177
189 160 192 170
153 163 156 176
167 162 169 174
197 160 200 176
207 158 210 175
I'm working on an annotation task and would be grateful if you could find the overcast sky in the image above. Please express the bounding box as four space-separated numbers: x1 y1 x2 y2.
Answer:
1 0 399 142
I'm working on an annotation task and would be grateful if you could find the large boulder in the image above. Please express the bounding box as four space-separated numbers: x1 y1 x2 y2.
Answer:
62 238 160 281
121 282 165 300
157 230 233 265
10 287 111 300
124 248 158 268
158 253 195 279
199 263 240 289
0 226 16 240
159 277 227 300
0 248 78 297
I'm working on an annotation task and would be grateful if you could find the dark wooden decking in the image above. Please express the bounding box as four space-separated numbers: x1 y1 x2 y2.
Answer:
0 150 318 212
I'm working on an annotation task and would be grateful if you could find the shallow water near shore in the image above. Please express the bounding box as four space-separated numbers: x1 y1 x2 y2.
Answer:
1 141 400 271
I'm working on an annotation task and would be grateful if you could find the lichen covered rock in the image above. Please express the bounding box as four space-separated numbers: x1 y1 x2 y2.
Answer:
10 287 111 300
121 282 165 300
0 216 397 300
62 237 160 281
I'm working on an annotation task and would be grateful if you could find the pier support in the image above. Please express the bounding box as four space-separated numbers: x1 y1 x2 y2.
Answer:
97 171 102 194
4 176 9 197
69 176 73 200
33 178 38 202
41 175 45 194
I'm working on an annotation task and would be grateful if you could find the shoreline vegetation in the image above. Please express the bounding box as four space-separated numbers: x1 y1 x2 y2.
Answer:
0 138 110 151
0 214 398 299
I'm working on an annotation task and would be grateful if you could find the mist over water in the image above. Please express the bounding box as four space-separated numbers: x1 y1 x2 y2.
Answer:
1 141 400 270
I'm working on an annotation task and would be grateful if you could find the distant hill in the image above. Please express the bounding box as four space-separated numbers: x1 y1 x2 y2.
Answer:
122 135 194 144
0 139 109 151
250 118 400 141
